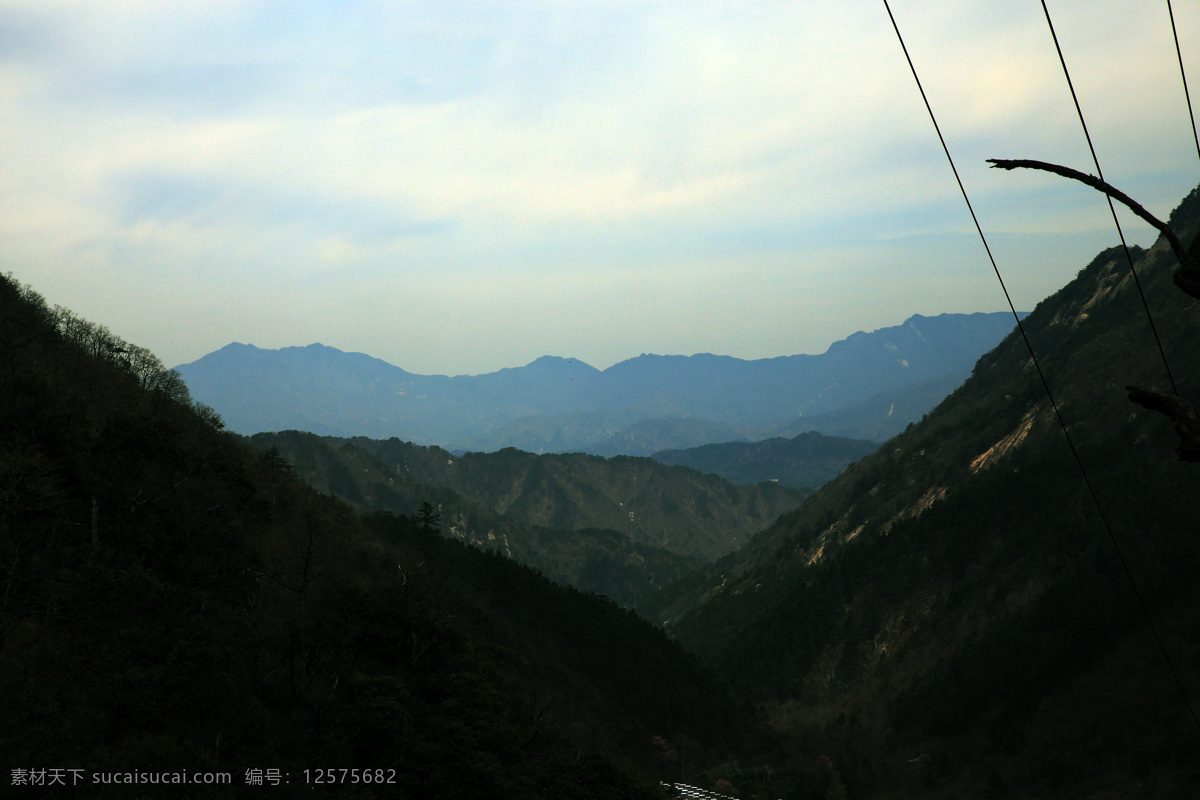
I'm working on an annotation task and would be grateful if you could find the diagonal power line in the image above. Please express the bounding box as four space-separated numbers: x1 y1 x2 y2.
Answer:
882 0 1200 742
1168 0 1200 167
1041 0 1180 397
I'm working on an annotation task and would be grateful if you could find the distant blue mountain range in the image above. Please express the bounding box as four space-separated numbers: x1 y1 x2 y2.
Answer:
175 311 1025 453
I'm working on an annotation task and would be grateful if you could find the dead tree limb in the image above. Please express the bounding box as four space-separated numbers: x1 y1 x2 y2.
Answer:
987 158 1200 302
1127 386 1200 462
987 158 1190 270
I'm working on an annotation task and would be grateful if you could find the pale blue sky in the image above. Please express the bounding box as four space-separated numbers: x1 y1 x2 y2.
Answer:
3 0 1199 375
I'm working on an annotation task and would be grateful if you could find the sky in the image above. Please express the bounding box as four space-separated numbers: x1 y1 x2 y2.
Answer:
3 0 1200 376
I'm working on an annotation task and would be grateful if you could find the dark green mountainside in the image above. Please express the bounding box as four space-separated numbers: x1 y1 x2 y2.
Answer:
247 430 703 608
344 436 806 561
0 274 771 797
642 188 1200 798
245 432 807 608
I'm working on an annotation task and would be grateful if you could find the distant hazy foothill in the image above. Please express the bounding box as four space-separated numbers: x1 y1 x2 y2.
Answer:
175 311 1023 453
651 430 880 490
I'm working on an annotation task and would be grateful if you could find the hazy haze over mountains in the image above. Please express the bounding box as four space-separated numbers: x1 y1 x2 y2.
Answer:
176 311 1024 453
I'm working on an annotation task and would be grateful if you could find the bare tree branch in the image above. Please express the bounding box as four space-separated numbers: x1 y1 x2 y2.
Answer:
990 157 1200 461
1127 386 1200 462
989 158 1200 306
987 158 1190 268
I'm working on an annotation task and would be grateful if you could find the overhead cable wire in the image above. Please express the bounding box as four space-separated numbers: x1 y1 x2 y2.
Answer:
1041 0 1180 398
1168 0 1200 166
881 0 1200 739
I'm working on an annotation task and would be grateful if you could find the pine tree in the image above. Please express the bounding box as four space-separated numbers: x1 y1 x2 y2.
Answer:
416 501 441 533
825 771 848 800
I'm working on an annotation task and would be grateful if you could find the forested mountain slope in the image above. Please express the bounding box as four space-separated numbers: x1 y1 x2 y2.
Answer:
642 186 1200 798
345 436 806 561
248 430 704 608
0 273 771 798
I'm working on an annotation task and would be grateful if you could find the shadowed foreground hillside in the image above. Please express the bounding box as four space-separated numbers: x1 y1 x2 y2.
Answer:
0 273 768 798
643 187 1200 798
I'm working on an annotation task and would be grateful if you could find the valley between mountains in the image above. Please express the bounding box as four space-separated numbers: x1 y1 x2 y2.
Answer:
3 188 1200 798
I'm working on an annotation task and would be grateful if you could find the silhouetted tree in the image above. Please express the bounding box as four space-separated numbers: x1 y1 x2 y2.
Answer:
417 501 441 534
